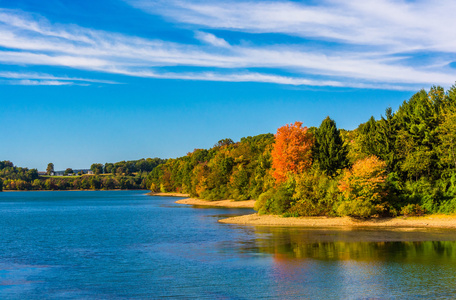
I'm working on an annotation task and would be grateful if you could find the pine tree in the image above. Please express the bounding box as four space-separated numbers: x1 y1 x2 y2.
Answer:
313 116 348 177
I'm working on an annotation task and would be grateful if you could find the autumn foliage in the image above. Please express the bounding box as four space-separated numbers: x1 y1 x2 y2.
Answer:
337 155 389 217
271 122 314 183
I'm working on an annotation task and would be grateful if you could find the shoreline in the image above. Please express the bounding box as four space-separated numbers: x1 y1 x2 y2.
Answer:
219 213 456 228
147 192 190 197
175 198 255 208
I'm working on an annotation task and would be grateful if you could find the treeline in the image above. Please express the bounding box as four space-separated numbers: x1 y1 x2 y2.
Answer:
148 135 275 200
0 158 165 191
1 174 149 191
150 85 456 217
92 158 165 175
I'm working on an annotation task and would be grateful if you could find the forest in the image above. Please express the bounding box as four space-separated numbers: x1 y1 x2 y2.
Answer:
147 85 456 217
2 85 456 218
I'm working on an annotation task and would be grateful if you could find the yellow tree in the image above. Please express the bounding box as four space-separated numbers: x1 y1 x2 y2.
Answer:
337 155 388 218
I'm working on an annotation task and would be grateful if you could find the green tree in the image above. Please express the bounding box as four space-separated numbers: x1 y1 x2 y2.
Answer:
214 138 234 148
104 163 114 174
26 169 39 181
357 116 379 157
0 179 2 192
46 163 54 175
375 108 398 172
313 116 348 176
64 168 74 176
91 163 104 175
438 108 456 169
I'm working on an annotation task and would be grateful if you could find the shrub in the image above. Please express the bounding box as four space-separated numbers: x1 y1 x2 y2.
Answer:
401 204 426 217
288 169 339 216
254 178 295 215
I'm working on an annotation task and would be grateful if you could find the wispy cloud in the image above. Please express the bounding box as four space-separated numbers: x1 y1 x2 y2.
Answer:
0 71 119 85
4 79 76 86
0 3 455 89
128 0 456 53
195 31 230 48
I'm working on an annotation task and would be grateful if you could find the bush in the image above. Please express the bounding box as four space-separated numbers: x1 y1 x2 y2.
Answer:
254 178 295 215
401 204 426 217
288 169 339 216
254 189 275 214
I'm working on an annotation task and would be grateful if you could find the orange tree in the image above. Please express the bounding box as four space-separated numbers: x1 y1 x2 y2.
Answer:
271 121 314 184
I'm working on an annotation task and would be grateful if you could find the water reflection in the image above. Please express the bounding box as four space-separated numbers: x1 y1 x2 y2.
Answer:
230 226 456 298
249 227 456 261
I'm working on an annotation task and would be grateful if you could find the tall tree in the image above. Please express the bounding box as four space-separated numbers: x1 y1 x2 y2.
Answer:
375 107 398 172
46 163 54 175
357 116 379 157
271 121 313 183
313 116 348 176
438 106 456 169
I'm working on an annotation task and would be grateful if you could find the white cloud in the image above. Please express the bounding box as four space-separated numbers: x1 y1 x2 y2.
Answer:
0 5 455 89
128 0 456 53
0 71 118 84
195 31 230 48
12 79 75 86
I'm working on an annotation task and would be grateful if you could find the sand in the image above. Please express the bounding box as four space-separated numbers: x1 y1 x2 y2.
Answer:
160 194 456 229
175 198 256 208
219 213 456 228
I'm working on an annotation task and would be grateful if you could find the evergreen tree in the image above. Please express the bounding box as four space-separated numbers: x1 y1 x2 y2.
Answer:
375 107 398 172
313 117 348 177
358 116 379 157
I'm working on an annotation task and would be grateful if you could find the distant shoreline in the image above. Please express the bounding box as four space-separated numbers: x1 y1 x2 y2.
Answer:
2 189 146 192
219 213 456 229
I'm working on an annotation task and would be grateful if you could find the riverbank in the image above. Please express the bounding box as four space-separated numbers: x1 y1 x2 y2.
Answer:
175 198 255 208
219 213 456 228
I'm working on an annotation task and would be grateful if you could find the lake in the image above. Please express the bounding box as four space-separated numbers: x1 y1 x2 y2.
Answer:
1 191 456 299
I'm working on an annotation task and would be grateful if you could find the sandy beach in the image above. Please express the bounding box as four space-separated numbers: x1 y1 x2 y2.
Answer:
219 213 456 228
165 195 456 229
175 198 256 208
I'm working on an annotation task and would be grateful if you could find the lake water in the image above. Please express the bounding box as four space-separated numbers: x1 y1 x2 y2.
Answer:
1 191 456 299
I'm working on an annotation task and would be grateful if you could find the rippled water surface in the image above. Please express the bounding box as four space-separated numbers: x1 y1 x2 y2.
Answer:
1 191 456 299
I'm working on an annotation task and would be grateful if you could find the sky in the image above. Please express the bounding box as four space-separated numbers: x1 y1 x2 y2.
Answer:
1 0 456 171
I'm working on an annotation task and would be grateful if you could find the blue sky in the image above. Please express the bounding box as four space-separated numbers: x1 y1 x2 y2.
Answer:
1 0 455 171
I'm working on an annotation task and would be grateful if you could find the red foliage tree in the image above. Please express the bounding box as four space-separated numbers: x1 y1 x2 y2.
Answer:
271 121 314 183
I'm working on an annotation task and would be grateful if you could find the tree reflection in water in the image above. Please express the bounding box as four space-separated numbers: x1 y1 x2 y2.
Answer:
237 226 456 298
